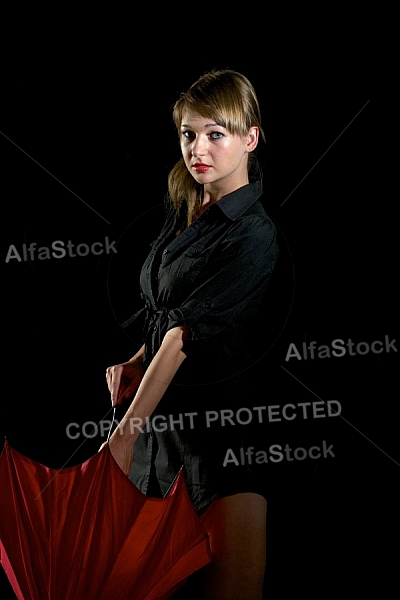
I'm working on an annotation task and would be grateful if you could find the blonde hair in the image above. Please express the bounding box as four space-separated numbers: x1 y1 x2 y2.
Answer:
167 69 265 228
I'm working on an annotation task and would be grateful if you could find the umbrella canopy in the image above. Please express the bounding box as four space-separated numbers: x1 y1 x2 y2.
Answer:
0 441 212 600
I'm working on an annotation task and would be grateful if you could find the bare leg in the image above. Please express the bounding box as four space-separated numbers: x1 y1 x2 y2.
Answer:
200 493 267 600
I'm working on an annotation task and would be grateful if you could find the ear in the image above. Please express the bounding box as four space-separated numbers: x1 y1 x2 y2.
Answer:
245 126 259 153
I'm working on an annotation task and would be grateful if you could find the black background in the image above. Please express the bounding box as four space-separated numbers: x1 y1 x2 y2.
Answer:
1 48 398 599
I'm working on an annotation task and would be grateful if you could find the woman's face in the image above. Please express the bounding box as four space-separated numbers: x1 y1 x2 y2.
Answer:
180 109 258 196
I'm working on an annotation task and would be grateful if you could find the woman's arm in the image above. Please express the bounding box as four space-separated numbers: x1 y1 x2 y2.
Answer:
105 325 189 474
106 344 146 407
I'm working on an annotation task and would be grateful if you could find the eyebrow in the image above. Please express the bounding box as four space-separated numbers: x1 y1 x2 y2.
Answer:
180 122 220 129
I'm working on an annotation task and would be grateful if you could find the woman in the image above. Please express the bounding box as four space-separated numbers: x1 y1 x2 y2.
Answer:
103 69 279 599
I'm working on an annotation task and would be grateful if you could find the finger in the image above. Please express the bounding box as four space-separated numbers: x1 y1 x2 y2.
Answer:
110 366 123 406
106 367 114 392
115 386 127 406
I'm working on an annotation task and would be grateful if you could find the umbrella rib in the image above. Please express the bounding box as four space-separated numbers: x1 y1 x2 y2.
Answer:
163 465 185 498
34 405 116 500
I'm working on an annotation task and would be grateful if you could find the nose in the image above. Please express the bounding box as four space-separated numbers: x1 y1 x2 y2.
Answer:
191 134 208 157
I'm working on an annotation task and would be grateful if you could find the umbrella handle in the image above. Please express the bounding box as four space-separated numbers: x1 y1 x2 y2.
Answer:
106 407 117 442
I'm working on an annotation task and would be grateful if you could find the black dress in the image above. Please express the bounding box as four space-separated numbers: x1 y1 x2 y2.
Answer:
128 180 279 513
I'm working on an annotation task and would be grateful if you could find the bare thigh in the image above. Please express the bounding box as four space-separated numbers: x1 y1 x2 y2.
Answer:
200 492 267 600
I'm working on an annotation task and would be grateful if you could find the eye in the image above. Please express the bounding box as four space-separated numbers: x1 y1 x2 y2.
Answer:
209 131 224 140
181 130 195 141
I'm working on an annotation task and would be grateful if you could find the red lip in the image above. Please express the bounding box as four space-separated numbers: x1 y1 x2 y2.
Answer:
193 164 211 172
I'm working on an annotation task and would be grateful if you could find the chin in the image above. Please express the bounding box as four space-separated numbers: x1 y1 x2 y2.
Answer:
191 172 215 185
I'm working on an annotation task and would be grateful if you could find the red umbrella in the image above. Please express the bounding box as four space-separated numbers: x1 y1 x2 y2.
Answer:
0 440 212 600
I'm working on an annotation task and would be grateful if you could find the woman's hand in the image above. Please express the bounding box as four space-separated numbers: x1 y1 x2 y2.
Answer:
106 357 145 407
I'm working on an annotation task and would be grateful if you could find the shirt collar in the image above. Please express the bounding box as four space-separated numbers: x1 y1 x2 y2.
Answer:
209 180 264 221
